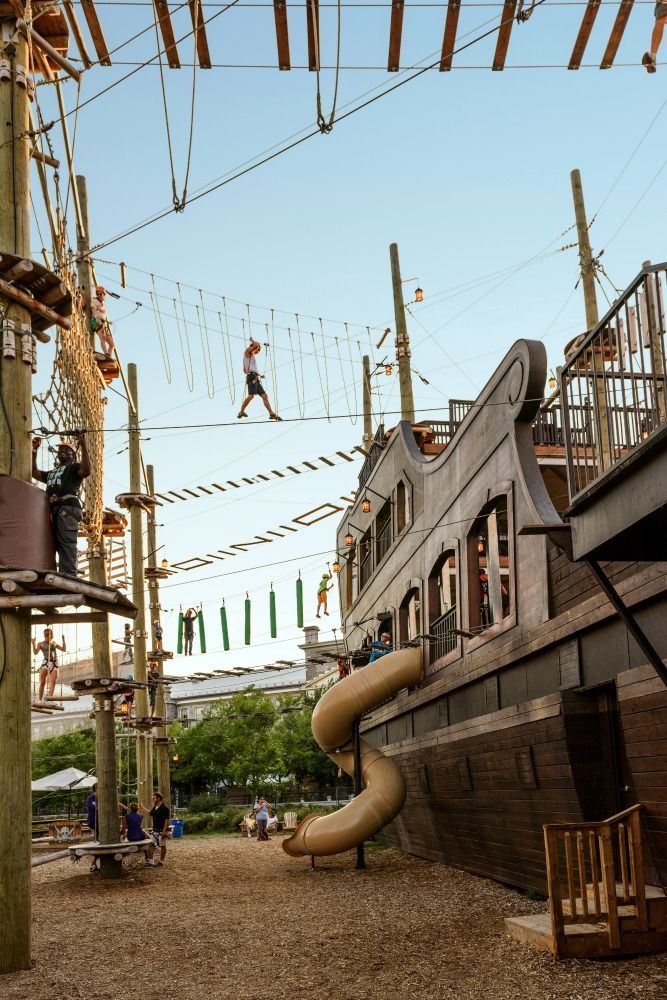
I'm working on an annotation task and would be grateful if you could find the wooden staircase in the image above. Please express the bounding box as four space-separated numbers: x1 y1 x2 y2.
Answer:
506 806 667 959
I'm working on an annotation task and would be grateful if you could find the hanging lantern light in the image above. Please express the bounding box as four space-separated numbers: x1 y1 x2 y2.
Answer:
172 754 179 762
548 371 556 390
332 558 341 574
385 363 393 377
161 557 169 570
362 498 371 514
345 530 354 547
415 286 424 303
477 535 485 554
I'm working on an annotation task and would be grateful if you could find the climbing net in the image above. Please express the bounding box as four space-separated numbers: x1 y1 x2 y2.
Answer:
32 266 105 545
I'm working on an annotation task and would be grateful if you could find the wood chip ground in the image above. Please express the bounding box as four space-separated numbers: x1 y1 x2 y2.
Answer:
7 836 667 999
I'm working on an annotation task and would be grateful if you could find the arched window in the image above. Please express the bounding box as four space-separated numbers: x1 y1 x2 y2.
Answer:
468 495 512 631
396 480 410 535
428 550 458 664
344 545 357 609
399 587 421 643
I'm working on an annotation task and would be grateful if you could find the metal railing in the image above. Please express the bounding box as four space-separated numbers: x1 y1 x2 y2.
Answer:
533 406 565 447
561 262 667 501
543 805 647 956
358 424 385 489
428 606 458 664
359 544 373 590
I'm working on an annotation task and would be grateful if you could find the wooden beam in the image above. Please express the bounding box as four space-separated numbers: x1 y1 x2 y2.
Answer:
568 0 601 70
0 276 65 331
22 25 81 82
387 0 405 73
29 146 59 170
306 0 319 72
439 0 461 72
273 0 291 70
30 612 108 624
79 0 112 66
61 0 93 69
152 0 180 68
0 594 85 609
600 0 634 69
492 1 517 71
189 0 211 69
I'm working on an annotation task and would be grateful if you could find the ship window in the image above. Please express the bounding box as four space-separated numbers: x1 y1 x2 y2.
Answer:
428 551 458 665
468 495 512 631
396 480 410 534
375 500 392 564
359 531 373 591
399 587 421 643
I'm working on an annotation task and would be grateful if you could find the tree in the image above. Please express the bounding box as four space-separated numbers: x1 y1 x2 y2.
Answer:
32 729 96 781
274 686 339 793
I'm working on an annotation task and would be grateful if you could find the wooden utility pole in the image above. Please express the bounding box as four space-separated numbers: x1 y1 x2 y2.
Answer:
362 354 372 448
0 21 33 974
75 174 121 878
389 243 415 423
570 169 610 467
146 464 171 805
127 364 151 807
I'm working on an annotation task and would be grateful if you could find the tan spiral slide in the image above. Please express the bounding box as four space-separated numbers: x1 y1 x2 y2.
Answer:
282 645 422 858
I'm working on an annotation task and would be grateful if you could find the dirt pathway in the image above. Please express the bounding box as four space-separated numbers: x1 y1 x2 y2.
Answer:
6 837 667 1000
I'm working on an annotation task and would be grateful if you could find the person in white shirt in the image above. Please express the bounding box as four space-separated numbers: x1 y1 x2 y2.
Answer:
90 286 115 357
237 339 281 421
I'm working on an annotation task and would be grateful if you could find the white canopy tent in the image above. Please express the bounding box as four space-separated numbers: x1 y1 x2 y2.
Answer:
31 767 96 792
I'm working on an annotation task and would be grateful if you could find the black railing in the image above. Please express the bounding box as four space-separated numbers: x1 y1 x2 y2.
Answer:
429 606 458 664
359 547 373 590
561 262 667 501
533 406 564 446
358 425 385 489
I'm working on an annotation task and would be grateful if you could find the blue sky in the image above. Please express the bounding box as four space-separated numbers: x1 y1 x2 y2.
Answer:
29 2 667 673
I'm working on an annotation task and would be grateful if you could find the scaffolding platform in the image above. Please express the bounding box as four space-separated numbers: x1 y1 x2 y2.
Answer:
0 565 137 618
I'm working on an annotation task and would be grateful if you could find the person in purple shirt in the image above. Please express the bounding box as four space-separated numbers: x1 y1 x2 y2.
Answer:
86 783 98 873
122 803 145 843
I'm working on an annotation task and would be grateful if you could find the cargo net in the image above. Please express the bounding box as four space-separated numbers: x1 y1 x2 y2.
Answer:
32 270 104 544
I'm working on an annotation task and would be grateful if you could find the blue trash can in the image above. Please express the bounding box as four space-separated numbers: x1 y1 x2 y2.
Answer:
171 818 184 839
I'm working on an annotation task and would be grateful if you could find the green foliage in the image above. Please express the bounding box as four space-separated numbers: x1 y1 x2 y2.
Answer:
171 683 342 798
180 803 343 836
32 728 96 781
187 792 228 813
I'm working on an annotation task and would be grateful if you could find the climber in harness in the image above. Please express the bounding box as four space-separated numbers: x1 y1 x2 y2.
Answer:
315 572 333 618
90 285 115 358
643 4 667 71
32 432 91 578
237 338 282 421
32 627 66 702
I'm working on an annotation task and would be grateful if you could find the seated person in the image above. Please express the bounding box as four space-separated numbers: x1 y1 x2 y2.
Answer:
267 811 279 833
369 632 393 663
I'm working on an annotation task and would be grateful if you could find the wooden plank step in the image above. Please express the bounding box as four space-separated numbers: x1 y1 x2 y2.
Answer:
505 912 667 958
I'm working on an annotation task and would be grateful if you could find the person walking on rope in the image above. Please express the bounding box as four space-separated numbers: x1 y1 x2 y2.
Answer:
32 432 91 578
32 627 66 703
141 792 171 867
643 4 667 71
90 285 115 357
147 661 160 717
152 619 163 651
121 623 133 664
183 607 198 655
237 338 281 421
315 572 333 618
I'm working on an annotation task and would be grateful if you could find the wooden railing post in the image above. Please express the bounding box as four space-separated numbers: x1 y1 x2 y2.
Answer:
629 810 648 932
544 827 565 955
598 828 621 949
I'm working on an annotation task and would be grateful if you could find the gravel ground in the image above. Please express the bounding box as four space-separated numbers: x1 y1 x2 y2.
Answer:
5 837 667 1000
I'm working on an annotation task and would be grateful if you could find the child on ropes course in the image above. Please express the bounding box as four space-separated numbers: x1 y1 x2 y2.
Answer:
315 572 333 617
90 285 115 358
643 4 667 71
32 627 66 702
237 338 282 421
183 607 197 655
32 432 91 578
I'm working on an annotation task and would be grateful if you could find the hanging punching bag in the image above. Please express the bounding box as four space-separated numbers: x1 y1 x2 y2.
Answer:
177 611 184 655
198 609 207 654
296 572 303 628
220 602 230 651
244 595 251 646
269 586 277 639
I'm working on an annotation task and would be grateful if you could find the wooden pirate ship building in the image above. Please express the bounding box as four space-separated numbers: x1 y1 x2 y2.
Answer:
337 260 667 956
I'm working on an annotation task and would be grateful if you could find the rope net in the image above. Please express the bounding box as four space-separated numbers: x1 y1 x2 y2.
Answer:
32 268 105 545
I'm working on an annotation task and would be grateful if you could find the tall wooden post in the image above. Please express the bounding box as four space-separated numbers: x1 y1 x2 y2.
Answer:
0 21 33 974
362 354 372 448
571 169 610 467
127 365 151 807
146 464 171 805
75 174 121 877
389 242 415 423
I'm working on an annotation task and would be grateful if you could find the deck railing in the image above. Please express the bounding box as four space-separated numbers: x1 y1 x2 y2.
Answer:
428 606 458 664
561 262 667 502
543 804 647 955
